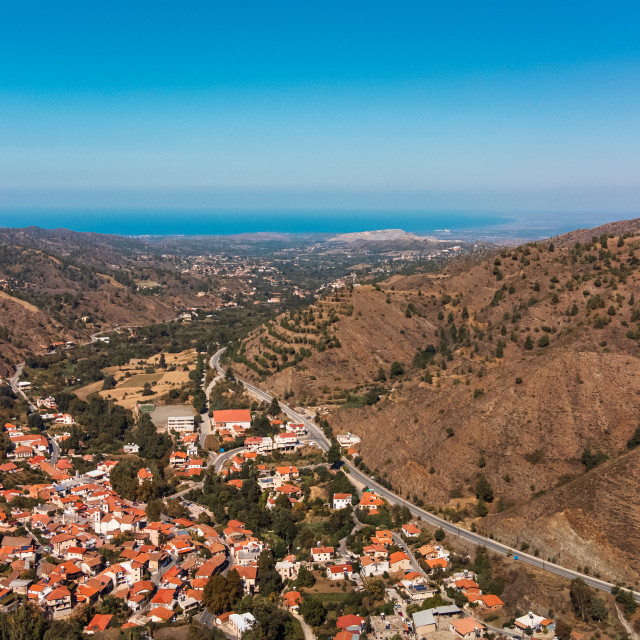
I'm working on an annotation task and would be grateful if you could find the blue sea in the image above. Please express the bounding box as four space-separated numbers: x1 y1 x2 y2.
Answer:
0 209 629 240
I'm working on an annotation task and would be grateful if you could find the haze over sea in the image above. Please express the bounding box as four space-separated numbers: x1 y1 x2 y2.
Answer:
0 209 630 240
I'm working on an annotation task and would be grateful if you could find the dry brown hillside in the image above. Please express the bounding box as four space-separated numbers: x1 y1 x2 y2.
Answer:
229 218 640 582
481 448 640 585
229 286 438 403
0 228 221 374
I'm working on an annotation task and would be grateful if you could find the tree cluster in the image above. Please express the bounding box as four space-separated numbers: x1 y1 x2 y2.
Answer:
203 569 243 615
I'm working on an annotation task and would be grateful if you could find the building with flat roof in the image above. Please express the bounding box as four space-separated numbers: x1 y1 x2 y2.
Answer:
168 416 195 432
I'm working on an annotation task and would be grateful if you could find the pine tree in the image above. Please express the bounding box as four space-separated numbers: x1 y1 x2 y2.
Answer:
269 396 280 416
475 475 494 502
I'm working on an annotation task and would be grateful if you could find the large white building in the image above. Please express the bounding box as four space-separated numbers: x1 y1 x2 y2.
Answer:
167 416 195 432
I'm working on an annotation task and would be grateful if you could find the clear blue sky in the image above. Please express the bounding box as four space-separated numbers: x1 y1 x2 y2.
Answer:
1 1 639 220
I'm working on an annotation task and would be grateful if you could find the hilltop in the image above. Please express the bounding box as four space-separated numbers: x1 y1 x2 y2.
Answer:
331 229 423 243
228 217 640 582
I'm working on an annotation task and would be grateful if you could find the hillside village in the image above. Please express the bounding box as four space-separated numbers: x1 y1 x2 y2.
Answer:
0 343 633 640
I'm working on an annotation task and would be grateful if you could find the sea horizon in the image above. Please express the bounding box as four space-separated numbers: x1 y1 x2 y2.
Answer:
0 208 634 240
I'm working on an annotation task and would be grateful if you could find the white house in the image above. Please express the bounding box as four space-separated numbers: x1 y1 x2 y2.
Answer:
311 546 334 563
327 563 354 581
286 423 307 435
402 523 421 537
336 432 361 448
245 436 273 453
332 493 352 510
360 556 389 577
275 555 300 581
273 432 301 451
37 396 56 409
186 443 198 457
514 613 554 632
275 466 299 482
92 512 122 536
229 612 256 637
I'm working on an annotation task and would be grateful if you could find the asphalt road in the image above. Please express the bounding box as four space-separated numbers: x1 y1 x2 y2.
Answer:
9 361 60 459
213 447 246 473
211 347 640 602
50 437 61 464
8 362 37 412
392 532 428 579
199 369 220 449
169 448 239 500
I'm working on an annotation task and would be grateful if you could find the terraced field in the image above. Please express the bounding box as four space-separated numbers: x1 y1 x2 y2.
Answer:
229 289 353 379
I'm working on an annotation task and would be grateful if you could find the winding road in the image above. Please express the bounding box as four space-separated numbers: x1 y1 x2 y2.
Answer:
210 347 640 602
8 362 37 412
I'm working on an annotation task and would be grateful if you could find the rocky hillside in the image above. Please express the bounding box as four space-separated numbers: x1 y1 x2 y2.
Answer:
231 218 640 583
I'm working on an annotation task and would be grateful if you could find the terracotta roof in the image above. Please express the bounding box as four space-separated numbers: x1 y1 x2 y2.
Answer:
389 551 408 564
234 566 257 580
283 591 302 606
337 614 364 629
212 409 252 423
426 557 448 569
151 589 175 605
359 493 383 506
455 578 479 589
328 563 352 574
150 606 175 621
46 586 71 601
482 595 504 607
312 546 334 554
84 614 112 632
451 618 484 635
402 523 421 534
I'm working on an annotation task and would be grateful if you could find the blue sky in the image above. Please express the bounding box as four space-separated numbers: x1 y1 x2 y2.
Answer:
0 1 639 222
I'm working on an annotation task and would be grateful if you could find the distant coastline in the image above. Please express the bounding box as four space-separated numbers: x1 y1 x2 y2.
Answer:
0 209 631 241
